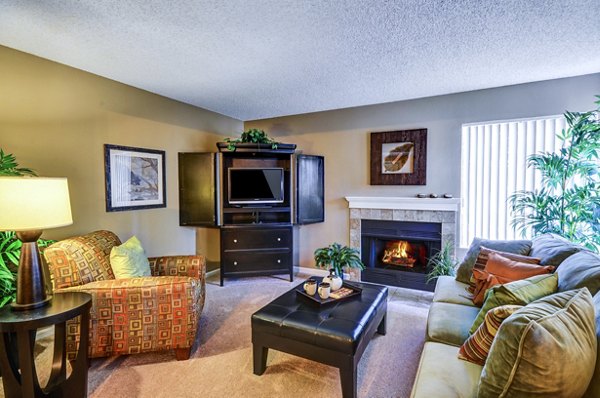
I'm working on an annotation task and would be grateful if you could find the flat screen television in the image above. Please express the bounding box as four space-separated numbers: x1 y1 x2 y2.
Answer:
228 167 284 205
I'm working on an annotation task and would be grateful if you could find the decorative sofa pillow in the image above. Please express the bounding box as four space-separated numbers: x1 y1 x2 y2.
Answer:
470 253 554 306
472 246 541 273
470 273 558 334
478 288 597 398
556 250 600 296
455 238 532 284
110 236 151 279
529 233 582 266
584 291 600 398
458 304 523 365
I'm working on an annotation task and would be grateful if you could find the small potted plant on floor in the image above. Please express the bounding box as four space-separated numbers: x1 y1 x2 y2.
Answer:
426 241 457 284
314 243 365 286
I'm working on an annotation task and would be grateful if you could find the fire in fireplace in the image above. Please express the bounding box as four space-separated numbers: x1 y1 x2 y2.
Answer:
361 220 442 291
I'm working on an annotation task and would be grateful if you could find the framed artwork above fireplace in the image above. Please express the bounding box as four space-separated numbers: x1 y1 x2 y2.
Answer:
370 129 427 185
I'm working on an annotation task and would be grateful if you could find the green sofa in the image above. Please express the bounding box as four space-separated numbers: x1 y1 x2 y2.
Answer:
410 234 600 398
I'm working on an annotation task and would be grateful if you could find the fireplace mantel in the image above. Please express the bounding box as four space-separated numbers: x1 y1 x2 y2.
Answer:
345 196 460 212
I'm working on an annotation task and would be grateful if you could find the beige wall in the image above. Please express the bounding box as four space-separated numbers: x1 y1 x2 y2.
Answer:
246 73 600 267
0 46 241 258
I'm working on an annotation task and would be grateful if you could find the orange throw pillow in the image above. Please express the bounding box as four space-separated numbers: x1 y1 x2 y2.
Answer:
485 252 554 279
470 253 554 306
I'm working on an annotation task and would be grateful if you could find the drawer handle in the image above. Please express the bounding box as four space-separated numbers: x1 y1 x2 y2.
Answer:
277 238 281 242
233 239 238 243
233 261 238 265
277 259 281 263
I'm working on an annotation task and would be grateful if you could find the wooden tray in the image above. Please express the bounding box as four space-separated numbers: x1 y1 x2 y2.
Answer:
296 281 362 305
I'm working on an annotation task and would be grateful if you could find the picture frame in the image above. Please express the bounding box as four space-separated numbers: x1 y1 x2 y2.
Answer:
104 144 166 212
370 129 427 185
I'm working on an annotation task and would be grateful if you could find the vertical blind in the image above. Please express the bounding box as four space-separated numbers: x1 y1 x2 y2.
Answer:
460 115 566 247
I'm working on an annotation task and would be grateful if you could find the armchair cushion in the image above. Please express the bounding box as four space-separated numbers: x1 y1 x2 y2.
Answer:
148 255 205 279
58 276 205 359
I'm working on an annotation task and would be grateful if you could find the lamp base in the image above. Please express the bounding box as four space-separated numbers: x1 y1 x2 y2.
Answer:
11 295 52 311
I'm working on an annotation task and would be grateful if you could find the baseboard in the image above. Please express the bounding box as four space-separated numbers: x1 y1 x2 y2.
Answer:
295 266 329 277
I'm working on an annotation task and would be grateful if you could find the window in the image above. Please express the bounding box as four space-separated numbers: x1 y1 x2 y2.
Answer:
460 115 566 247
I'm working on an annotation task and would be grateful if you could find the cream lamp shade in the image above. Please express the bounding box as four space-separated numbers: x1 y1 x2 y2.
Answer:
0 177 73 231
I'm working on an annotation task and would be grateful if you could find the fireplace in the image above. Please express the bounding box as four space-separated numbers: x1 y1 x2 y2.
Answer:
361 220 442 291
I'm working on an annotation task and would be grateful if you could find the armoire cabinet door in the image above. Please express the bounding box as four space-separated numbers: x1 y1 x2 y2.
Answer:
178 152 219 226
295 154 325 225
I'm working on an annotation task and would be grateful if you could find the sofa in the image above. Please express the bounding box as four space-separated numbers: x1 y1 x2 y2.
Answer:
44 230 206 360
410 234 600 397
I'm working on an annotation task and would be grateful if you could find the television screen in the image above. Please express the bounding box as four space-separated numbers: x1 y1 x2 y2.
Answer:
228 168 284 205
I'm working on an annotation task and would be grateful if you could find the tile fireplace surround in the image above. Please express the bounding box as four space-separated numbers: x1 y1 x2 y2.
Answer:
345 196 460 282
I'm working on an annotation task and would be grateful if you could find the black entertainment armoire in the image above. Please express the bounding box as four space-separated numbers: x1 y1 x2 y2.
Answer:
178 142 324 286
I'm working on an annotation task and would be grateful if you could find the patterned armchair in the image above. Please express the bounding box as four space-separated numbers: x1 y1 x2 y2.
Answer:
43 230 205 360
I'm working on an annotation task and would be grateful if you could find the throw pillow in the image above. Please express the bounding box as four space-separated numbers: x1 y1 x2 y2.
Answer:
458 304 523 366
529 233 581 266
472 246 541 273
583 291 600 398
455 238 532 284
469 273 558 334
110 236 151 279
478 288 597 398
470 253 554 306
556 250 600 296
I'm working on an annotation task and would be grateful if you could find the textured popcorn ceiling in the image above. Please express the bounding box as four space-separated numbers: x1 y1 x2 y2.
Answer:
1 1 599 121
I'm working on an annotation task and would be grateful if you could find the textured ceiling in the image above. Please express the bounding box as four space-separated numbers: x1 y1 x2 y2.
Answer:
1 1 599 121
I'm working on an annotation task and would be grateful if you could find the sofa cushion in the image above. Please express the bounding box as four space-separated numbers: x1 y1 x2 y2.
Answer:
410 342 482 398
427 302 480 346
110 236 151 279
458 304 523 366
583 291 600 398
472 246 541 273
529 233 582 266
470 273 558 334
455 238 532 284
557 250 600 296
478 288 597 398
432 275 475 307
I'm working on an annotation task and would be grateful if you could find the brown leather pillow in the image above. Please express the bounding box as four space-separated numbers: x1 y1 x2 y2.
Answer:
473 246 541 273
471 253 554 306
485 252 554 279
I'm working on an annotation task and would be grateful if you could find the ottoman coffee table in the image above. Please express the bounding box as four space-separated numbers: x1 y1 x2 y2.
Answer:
251 277 387 398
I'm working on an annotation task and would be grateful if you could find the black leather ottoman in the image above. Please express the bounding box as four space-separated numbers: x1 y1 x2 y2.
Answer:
251 277 388 398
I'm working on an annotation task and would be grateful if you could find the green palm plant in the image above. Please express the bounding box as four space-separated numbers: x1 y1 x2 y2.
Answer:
314 242 364 277
224 129 278 151
426 241 457 283
509 96 600 251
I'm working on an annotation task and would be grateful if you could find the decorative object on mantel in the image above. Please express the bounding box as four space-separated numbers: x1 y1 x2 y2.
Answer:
370 129 427 185
417 193 427 198
223 129 279 151
443 193 453 198
104 144 166 212
314 242 365 278
429 193 438 198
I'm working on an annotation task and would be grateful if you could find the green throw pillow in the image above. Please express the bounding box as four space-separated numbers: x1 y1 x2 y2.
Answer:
110 236 151 279
455 238 532 284
469 273 557 334
478 288 597 398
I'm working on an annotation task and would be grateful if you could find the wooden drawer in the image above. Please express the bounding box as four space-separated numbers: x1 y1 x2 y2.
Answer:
221 227 292 251
222 251 292 273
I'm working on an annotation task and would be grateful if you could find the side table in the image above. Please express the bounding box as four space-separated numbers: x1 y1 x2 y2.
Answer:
0 292 92 398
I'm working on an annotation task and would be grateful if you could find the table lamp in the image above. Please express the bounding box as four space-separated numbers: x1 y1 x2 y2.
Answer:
0 177 73 310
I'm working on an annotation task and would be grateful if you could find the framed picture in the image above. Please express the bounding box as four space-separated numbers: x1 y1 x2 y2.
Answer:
370 129 427 185
104 144 166 212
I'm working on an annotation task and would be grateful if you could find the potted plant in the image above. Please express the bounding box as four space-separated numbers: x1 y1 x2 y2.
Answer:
426 241 458 284
314 242 365 279
509 96 600 251
224 129 279 151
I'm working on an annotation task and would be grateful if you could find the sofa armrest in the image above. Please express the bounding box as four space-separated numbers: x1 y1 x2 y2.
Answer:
148 255 206 279
55 276 205 359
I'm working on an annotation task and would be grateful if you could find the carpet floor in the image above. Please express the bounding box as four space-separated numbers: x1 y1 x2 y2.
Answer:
5 274 432 398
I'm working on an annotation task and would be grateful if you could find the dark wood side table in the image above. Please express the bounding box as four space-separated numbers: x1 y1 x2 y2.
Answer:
0 292 92 398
